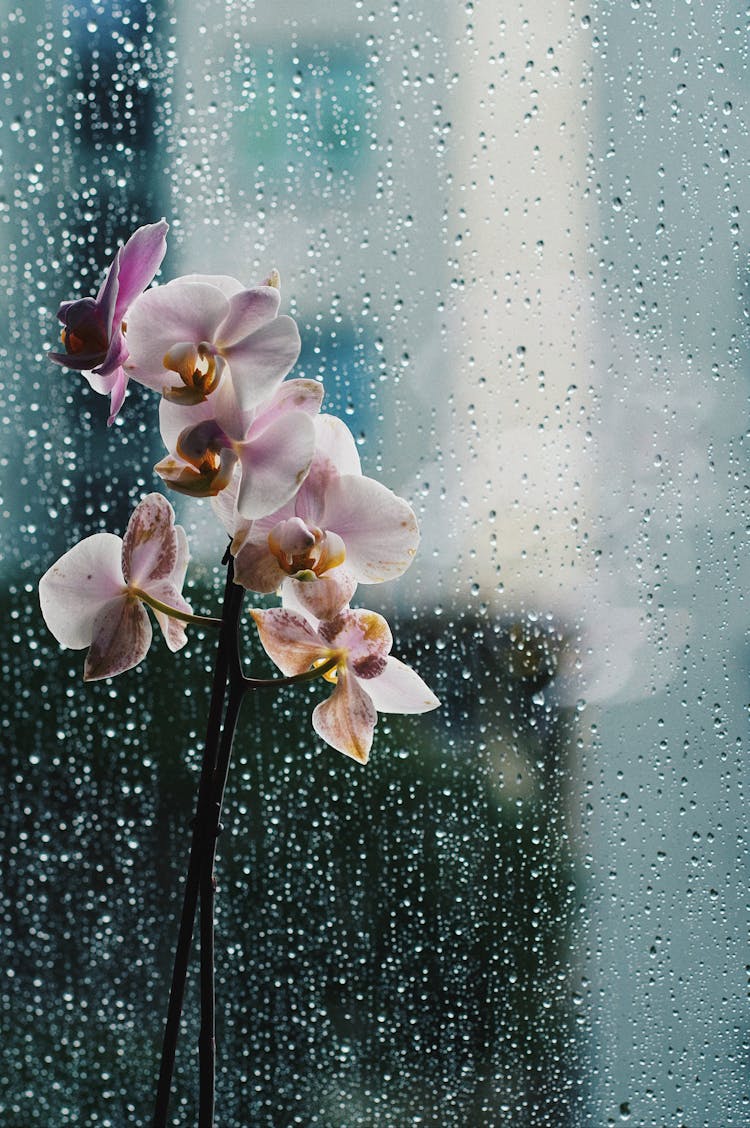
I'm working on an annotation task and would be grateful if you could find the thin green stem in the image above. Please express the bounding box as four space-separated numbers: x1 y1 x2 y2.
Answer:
133 587 223 629
243 655 339 689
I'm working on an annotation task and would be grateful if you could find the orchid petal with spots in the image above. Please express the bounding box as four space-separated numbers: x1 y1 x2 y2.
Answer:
38 493 191 681
251 606 439 763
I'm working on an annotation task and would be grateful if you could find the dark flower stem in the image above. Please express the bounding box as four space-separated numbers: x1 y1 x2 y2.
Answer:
197 562 247 1127
152 554 340 1127
151 552 243 1128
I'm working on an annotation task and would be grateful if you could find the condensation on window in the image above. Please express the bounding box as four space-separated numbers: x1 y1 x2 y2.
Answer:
1 1 746 1125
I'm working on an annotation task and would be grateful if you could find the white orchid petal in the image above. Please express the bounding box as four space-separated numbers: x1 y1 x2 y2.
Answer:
281 568 357 622
39 533 126 650
236 411 316 520
355 656 440 714
209 364 252 441
175 273 244 298
158 394 216 456
325 475 420 583
254 378 323 424
227 316 302 413
217 286 281 346
313 415 361 476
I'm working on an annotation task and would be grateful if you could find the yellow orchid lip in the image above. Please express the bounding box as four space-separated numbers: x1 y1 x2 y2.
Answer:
312 655 341 684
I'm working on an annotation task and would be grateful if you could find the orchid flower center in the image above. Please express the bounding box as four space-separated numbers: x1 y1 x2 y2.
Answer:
61 327 87 354
155 418 238 498
59 303 109 359
162 341 222 405
312 655 342 684
267 518 346 579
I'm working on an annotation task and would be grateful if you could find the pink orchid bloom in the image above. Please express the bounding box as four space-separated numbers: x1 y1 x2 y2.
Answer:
212 415 420 608
123 270 300 416
49 220 169 424
154 377 323 520
251 606 439 763
39 493 192 681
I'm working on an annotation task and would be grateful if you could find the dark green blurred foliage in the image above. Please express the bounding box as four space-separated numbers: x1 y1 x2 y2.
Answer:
0 584 583 1126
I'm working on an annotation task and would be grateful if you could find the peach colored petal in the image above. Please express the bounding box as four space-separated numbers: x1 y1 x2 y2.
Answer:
250 608 329 676
312 671 376 764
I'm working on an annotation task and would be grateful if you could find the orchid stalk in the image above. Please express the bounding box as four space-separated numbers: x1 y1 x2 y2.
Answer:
40 221 439 1123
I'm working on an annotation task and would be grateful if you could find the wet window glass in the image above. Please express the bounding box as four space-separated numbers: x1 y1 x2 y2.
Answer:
1 1 746 1125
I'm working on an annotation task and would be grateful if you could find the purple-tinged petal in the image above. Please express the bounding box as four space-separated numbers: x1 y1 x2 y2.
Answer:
176 273 244 298
312 671 376 764
313 414 362 477
84 596 152 681
226 315 302 413
96 326 130 380
49 348 104 372
95 249 121 337
250 607 328 676
217 286 281 347
282 567 358 622
122 493 180 587
354 655 440 714
50 297 109 370
236 410 316 520
125 280 229 390
319 607 393 662
323 475 420 583
114 220 168 320
39 533 126 650
142 578 191 652
254 378 324 424
105 366 129 425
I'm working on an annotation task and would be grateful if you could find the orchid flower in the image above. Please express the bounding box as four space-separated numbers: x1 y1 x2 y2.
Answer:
123 270 300 415
154 377 323 520
39 493 195 681
49 220 169 424
251 605 439 763
212 415 420 610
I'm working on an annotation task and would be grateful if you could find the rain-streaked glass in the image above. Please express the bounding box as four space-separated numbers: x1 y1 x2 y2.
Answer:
1 1 747 1125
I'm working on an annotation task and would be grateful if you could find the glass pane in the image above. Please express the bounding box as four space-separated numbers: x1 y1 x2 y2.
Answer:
1 1 745 1125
